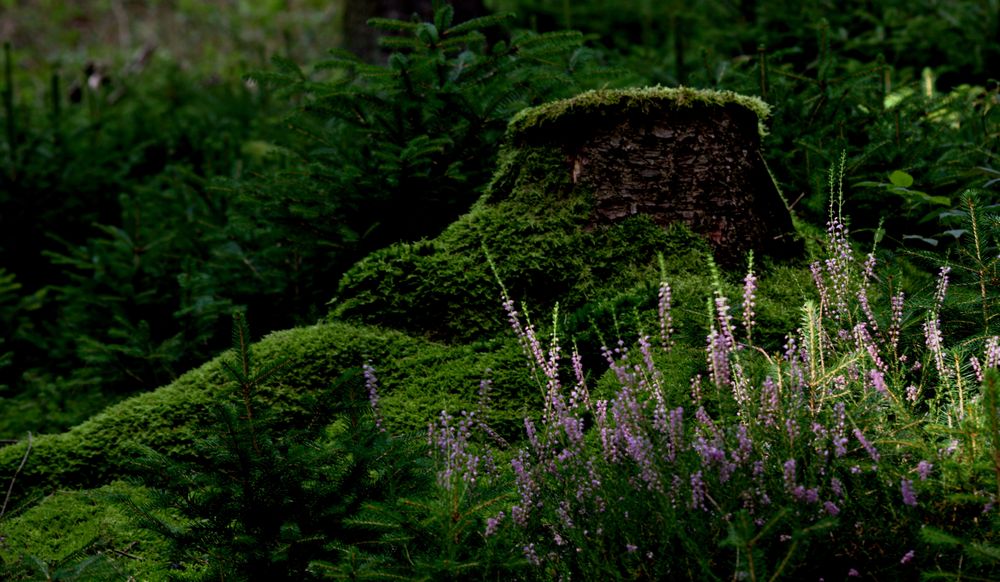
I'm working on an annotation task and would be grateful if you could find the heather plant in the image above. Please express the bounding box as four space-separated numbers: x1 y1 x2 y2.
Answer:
312 396 522 580
437 167 1000 579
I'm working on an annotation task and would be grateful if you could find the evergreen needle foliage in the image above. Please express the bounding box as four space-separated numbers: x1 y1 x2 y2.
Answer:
118 313 428 581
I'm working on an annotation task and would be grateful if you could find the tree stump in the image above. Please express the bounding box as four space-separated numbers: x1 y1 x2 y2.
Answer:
502 87 801 266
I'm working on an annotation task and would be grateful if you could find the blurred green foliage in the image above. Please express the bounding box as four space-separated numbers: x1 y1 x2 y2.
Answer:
0 43 279 434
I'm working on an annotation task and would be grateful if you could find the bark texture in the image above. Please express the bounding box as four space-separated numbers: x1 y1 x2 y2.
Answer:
509 90 801 266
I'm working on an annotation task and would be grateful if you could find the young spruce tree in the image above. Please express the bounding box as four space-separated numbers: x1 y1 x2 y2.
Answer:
118 313 428 581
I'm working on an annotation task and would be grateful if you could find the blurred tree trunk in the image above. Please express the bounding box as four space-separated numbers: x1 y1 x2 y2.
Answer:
342 0 489 63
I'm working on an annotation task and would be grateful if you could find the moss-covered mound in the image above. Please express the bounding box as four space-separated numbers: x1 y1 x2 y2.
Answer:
331 87 796 343
0 322 534 509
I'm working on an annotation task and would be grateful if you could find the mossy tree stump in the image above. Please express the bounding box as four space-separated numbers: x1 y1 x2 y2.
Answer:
501 87 801 266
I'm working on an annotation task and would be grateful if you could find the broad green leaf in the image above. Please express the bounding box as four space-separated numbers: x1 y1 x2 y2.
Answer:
889 170 914 188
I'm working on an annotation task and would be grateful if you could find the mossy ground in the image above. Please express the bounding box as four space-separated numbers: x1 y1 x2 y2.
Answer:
0 481 173 580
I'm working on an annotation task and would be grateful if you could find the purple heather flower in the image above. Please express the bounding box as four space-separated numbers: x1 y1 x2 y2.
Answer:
934 266 951 309
362 362 385 432
986 336 1000 369
569 347 590 410
857 287 878 334
830 477 844 498
511 453 536 513
810 261 829 315
854 428 880 463
784 335 806 393
638 333 658 378
917 460 933 481
783 459 797 492
906 385 919 404
485 512 504 536
824 501 840 516
848 568 860 577
824 217 853 320
556 501 574 529
855 323 886 374
901 549 915 565
523 544 540 566
733 424 753 466
971 356 984 384
690 374 703 405
624 431 661 492
524 417 541 453
707 328 732 389
786 418 800 443
889 291 905 352
812 422 829 459
626 543 638 553
658 280 675 352
869 369 889 398
901 479 918 507
690 470 707 510
862 252 877 285
429 410 482 489
511 505 526 527
743 263 758 343
924 315 947 381
759 377 779 428
715 293 737 353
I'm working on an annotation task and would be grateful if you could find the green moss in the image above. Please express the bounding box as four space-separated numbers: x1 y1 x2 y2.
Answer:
0 481 173 581
0 322 534 509
332 136 712 342
381 336 539 439
506 86 772 140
